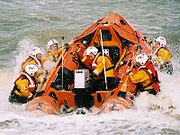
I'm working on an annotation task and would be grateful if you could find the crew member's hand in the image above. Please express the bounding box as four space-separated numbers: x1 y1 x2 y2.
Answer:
90 72 96 78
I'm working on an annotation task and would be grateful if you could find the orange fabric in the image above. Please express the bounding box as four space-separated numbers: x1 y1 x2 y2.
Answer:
25 95 59 115
81 56 94 69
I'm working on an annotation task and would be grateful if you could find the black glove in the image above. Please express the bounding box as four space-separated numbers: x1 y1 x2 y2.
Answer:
35 91 44 97
43 77 47 83
90 72 96 78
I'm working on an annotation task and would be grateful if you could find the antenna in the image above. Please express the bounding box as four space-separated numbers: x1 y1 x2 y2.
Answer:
61 36 64 88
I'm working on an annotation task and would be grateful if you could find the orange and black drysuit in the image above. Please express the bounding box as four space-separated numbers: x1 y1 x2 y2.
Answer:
129 60 160 95
9 72 38 104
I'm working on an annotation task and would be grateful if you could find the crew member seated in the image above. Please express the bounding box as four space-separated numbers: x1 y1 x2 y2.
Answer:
9 64 41 104
83 46 119 92
151 36 173 74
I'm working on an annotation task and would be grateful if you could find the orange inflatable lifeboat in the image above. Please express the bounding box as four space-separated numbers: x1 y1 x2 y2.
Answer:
26 12 151 114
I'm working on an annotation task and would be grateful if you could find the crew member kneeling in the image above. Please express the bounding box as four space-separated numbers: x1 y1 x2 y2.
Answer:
127 53 160 95
83 46 119 92
9 64 40 104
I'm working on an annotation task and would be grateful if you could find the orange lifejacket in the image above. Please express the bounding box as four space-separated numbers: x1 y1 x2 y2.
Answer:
77 43 94 69
81 55 94 69
14 72 37 94
139 61 160 94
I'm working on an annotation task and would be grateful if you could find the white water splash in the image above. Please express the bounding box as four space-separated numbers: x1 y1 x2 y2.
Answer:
0 39 180 135
14 38 38 74
0 61 180 135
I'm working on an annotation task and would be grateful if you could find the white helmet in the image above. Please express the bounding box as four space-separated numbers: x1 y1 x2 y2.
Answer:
25 64 38 76
155 36 167 47
135 53 148 65
82 40 88 45
31 47 42 56
47 39 58 50
84 46 98 56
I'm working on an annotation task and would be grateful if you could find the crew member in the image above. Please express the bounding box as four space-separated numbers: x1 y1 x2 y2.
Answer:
9 64 41 104
83 46 119 92
22 47 43 70
127 53 160 95
43 39 63 73
151 36 173 74
21 47 46 83
45 39 62 62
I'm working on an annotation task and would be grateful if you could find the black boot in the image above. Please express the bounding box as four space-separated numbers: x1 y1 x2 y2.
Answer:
76 108 86 115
